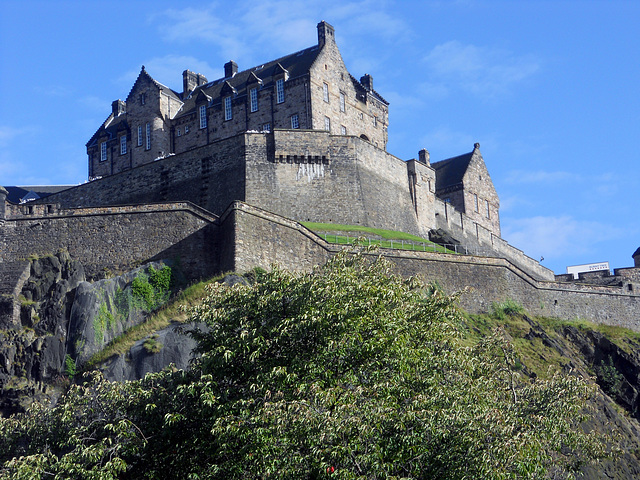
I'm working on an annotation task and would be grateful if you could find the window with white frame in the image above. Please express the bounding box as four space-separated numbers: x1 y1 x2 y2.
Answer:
323 82 329 102
263 123 271 132
373 116 377 127
145 123 151 150
250 88 258 112
199 105 207 129
224 96 233 121
340 125 347 135
474 193 479 212
100 142 107 162
276 78 284 103
291 114 299 129
339 92 345 112
324 116 331 132
120 135 127 155
137 126 142 146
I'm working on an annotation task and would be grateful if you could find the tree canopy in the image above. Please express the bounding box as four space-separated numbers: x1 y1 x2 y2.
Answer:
0 251 604 479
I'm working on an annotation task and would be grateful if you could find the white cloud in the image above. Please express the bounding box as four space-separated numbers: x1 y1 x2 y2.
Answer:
501 215 622 262
504 169 582 184
423 40 540 99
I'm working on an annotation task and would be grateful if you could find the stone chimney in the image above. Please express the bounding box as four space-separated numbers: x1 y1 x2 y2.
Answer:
111 100 126 116
183 70 208 97
0 186 7 225
360 74 373 92
418 149 430 166
633 247 640 268
317 21 335 48
224 61 238 78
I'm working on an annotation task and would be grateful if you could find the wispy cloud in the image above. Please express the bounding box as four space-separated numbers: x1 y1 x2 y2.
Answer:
501 215 622 262
0 126 33 147
505 169 582 184
423 40 540 99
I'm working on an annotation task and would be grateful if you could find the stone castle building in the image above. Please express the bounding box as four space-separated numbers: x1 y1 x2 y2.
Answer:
4 20 640 333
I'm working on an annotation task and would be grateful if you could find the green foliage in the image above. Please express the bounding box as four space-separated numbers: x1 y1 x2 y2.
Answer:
142 336 163 354
94 302 115 344
64 354 77 379
0 253 606 479
491 298 526 320
131 266 173 311
595 355 624 398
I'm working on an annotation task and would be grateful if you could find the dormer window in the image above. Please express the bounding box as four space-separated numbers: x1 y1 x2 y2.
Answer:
276 78 285 104
199 105 207 129
100 142 107 162
250 87 258 112
224 96 233 121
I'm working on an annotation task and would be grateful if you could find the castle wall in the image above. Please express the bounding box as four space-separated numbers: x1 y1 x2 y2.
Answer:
0 203 218 282
226 203 640 331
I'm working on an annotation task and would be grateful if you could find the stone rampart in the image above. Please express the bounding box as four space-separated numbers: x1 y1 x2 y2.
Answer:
225 202 640 330
1 202 219 281
434 197 553 281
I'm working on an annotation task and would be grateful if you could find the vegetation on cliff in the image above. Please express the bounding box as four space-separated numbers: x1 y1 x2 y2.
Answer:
0 251 606 479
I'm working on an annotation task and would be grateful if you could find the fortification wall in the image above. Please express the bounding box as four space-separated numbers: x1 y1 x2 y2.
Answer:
434 197 553 281
31 135 247 217
227 203 640 330
0 203 219 281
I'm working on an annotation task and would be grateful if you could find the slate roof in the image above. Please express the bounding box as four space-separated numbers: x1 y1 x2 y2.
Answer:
86 111 129 148
175 45 322 118
431 150 474 194
4 186 74 204
633 247 640 258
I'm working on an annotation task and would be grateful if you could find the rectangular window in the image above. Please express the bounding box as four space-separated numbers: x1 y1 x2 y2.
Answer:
140 93 145 105
199 105 207 129
250 87 258 112
373 116 378 127
177 129 181 137
120 135 127 155
323 82 329 102
137 126 142 146
485 199 490 219
290 115 299 129
340 125 347 135
224 96 232 121
276 78 284 104
100 142 107 162
324 116 331 132
145 123 151 150
474 194 479 212
263 123 271 132
185 125 189 133
339 92 345 112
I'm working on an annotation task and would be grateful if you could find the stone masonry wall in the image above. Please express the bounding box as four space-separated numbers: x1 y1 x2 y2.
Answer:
227 205 640 330
1 203 218 281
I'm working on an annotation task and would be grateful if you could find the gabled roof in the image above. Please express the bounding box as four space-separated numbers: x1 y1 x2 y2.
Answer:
349 74 389 106
126 66 182 104
175 44 322 118
431 150 475 194
86 111 129 147
4 186 74 204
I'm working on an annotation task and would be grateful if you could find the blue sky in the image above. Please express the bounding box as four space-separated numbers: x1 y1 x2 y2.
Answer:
1 0 639 275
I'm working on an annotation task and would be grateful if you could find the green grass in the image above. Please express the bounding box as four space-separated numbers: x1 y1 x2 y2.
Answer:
301 222 457 253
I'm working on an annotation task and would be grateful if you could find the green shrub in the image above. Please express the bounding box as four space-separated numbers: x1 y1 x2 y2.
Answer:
491 299 525 320
596 355 623 397
142 336 163 354
64 354 77 379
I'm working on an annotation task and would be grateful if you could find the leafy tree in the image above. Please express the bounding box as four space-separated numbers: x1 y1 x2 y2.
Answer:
0 251 606 479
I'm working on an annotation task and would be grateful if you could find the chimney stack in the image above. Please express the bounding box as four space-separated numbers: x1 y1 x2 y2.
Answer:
111 100 126 116
360 74 373 92
224 60 238 78
183 70 208 97
317 21 335 48
418 149 430 165
0 186 7 225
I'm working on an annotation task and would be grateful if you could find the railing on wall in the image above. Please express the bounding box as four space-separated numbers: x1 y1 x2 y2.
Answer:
318 233 480 256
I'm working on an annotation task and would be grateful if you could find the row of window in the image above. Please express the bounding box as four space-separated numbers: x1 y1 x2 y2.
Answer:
198 79 287 129
99 123 151 162
473 193 491 219
323 82 346 113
